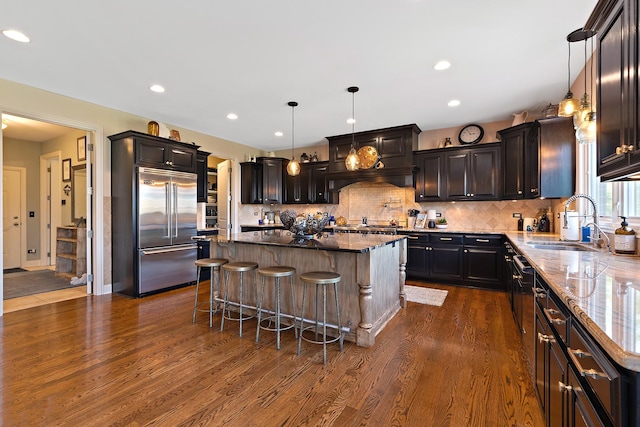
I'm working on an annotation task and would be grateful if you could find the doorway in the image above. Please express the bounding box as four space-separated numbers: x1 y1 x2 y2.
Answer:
2 114 92 309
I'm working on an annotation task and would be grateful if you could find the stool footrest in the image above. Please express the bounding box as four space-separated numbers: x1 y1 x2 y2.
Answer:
258 316 296 333
299 325 342 346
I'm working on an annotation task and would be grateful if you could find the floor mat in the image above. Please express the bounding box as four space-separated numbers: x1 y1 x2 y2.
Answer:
3 270 77 299
405 285 448 306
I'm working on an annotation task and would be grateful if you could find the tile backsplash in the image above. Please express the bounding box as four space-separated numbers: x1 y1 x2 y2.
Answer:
238 182 562 232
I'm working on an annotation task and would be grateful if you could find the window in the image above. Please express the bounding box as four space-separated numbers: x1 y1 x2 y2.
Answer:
586 141 640 228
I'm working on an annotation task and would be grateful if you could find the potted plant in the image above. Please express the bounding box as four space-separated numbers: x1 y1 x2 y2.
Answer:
436 218 448 229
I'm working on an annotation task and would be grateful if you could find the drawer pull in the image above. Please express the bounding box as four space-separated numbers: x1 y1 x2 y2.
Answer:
558 381 572 393
533 287 547 299
475 238 490 243
568 347 609 380
543 307 566 325
538 332 555 343
439 237 453 241
406 236 419 240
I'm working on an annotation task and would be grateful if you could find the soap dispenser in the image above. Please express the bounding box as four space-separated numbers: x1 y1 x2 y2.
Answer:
614 216 636 255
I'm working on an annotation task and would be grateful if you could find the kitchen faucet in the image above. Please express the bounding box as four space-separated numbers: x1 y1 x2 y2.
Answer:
564 194 612 253
563 193 598 228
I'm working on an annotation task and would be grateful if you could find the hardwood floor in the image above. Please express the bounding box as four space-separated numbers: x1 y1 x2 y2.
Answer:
0 280 544 426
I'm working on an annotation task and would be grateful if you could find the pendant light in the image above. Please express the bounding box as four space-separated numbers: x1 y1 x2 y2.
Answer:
345 86 360 171
558 36 580 117
286 101 300 176
574 35 591 129
577 33 597 144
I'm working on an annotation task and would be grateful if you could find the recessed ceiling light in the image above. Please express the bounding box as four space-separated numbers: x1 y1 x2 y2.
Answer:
274 131 283 137
434 60 451 71
448 99 461 107
227 113 238 120
149 84 165 93
2 29 30 43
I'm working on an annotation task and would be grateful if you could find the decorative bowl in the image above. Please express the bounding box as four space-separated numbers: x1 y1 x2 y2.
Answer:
280 210 329 238
436 224 448 229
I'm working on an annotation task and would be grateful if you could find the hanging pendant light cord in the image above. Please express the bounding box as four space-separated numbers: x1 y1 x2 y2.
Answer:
567 40 572 92
291 104 295 158
589 36 594 113
351 90 356 146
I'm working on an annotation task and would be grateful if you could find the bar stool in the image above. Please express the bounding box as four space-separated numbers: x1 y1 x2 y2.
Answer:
220 261 259 337
192 258 228 327
297 271 343 364
255 266 297 350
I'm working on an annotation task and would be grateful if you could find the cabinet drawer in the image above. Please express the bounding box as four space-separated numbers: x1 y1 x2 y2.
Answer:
463 234 502 246
430 234 463 245
399 232 429 244
569 322 621 426
544 291 569 344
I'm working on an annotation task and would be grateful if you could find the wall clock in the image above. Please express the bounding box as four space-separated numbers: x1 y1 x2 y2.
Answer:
458 124 484 145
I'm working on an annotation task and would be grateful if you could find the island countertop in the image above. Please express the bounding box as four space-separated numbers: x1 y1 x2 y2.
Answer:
505 231 640 372
215 230 407 253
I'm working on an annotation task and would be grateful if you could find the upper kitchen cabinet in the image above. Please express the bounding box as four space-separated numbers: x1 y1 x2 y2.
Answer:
444 143 502 201
240 157 287 205
414 150 444 202
283 161 337 204
196 150 210 203
108 130 198 173
588 0 640 179
498 117 575 199
326 124 420 173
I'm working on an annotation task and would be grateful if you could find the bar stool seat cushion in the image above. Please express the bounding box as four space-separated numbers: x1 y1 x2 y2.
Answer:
300 271 341 285
222 262 259 272
195 258 228 268
258 266 296 277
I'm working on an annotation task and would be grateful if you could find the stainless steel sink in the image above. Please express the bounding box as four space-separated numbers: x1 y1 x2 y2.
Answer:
525 241 598 252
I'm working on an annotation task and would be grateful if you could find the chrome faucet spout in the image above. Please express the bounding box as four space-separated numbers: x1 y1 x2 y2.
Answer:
564 194 598 228
583 222 612 254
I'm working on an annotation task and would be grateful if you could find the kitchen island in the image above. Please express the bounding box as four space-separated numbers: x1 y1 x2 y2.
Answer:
209 230 407 347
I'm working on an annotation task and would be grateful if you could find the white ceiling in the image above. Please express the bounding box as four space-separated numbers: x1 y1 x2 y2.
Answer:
0 1 598 150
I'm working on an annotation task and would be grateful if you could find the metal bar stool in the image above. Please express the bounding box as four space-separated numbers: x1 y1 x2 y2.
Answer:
297 271 343 364
255 266 297 350
192 258 228 327
220 261 259 337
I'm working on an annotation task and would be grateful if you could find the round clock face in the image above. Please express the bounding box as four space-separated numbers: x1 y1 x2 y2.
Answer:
458 124 484 145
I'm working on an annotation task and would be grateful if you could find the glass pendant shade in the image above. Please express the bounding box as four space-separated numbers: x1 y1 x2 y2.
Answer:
558 92 580 117
576 112 597 144
345 147 360 171
287 158 300 176
573 94 591 128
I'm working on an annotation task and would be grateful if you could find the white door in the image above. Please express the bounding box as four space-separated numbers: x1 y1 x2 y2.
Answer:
3 168 22 269
217 160 232 237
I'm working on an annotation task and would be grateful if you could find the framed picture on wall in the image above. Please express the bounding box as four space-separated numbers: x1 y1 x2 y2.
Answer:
77 136 86 161
62 158 72 182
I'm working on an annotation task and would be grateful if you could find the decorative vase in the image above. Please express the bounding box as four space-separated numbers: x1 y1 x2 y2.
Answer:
147 121 159 136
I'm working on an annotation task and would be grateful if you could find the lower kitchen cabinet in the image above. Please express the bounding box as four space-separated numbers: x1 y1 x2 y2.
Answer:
533 274 631 427
462 234 504 290
401 232 503 290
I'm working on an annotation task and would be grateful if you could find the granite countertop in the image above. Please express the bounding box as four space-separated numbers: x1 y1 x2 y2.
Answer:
213 229 406 253
239 224 285 228
398 227 503 234
505 231 640 372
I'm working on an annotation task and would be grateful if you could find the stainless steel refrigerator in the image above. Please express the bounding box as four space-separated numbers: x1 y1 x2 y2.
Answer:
136 167 198 294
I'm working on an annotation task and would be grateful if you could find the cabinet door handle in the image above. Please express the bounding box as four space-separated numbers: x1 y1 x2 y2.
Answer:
475 238 489 243
464 249 468 253
543 307 566 325
517 190 523 194
537 332 555 343
530 188 538 193
568 347 610 380
558 381 572 393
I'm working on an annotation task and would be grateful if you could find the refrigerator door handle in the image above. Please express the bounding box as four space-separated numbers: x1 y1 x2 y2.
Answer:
140 244 197 255
163 181 171 238
172 182 178 237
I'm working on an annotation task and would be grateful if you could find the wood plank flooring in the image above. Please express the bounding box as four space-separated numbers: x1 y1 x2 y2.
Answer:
0 280 544 426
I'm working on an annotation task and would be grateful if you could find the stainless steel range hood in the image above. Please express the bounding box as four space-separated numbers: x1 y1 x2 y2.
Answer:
326 166 417 191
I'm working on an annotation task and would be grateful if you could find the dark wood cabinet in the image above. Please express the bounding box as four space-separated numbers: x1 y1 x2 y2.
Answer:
405 233 430 279
282 161 336 204
429 234 464 281
196 151 210 203
240 161 263 204
134 136 197 172
498 118 575 199
462 235 504 290
444 143 501 201
414 151 445 202
587 0 640 179
327 124 420 173
262 158 284 204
